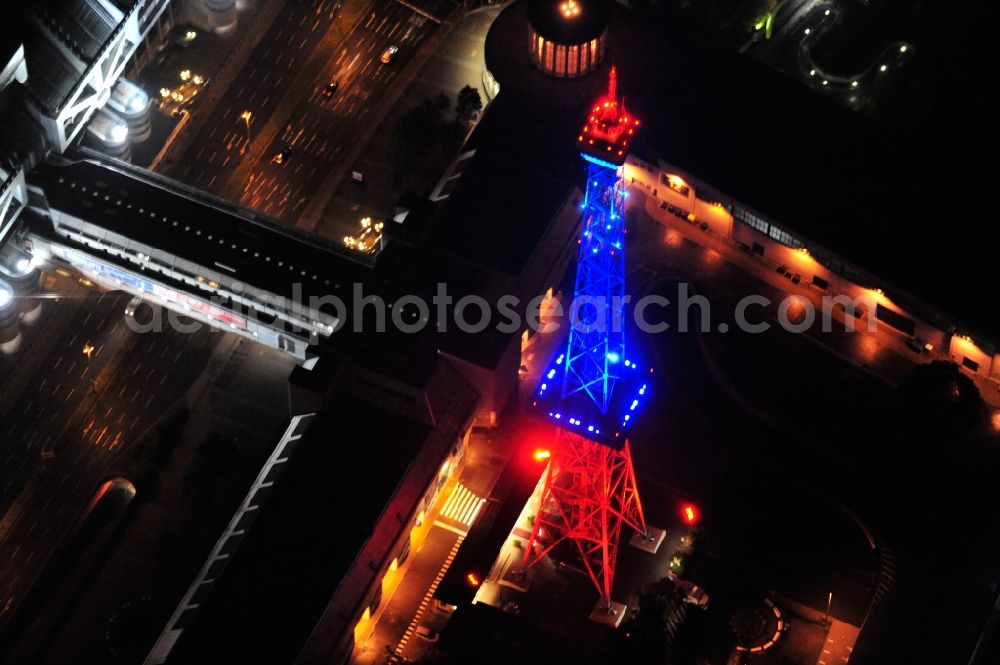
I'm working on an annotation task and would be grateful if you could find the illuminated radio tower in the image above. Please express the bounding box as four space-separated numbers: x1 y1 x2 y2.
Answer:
524 67 661 619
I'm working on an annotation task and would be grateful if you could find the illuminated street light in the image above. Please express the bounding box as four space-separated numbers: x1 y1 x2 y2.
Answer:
899 45 907 53
343 217 384 255
804 28 810 35
466 572 481 587
533 449 551 462
880 64 887 72
851 81 859 88
240 110 252 151
82 341 96 387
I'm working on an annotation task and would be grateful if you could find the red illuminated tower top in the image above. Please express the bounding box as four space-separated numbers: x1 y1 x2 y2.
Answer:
578 66 640 166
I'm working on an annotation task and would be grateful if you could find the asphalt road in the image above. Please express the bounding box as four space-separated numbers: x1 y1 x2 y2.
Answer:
0 272 219 632
170 0 451 224
314 2 501 241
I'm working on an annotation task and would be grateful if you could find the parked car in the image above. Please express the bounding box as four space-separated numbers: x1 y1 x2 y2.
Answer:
124 296 142 318
380 45 399 64
905 337 931 353
271 145 293 165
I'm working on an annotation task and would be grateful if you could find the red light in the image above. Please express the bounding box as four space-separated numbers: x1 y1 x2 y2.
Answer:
466 572 481 587
533 449 551 462
681 503 699 526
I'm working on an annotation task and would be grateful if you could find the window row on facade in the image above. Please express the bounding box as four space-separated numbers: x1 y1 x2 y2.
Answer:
529 31 607 79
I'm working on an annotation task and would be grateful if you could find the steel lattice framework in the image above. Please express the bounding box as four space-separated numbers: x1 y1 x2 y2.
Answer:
561 160 627 413
524 432 646 603
525 67 648 607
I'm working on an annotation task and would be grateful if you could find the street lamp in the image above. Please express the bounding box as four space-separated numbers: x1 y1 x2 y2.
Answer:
82 341 96 389
239 110 252 152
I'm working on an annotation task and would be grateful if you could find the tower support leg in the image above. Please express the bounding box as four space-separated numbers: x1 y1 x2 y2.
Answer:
523 430 646 606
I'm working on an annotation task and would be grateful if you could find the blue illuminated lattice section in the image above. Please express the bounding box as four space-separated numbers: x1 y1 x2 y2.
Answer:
560 155 628 415
533 350 650 451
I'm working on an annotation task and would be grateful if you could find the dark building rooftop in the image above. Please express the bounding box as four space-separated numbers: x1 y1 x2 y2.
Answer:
167 393 432 664
30 156 374 303
168 352 480 665
34 0 121 62
425 91 580 279
21 30 82 114
0 24 20 71
0 99 45 173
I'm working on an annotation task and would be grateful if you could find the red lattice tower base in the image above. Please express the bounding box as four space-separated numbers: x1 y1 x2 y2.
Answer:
523 429 647 605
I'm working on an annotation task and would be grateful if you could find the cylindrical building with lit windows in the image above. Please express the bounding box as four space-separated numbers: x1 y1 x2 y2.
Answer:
528 0 609 79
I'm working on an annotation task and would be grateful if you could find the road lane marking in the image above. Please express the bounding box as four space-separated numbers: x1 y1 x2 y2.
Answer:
395 536 464 656
431 520 467 537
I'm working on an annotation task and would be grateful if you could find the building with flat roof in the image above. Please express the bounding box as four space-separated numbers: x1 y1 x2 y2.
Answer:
147 351 480 665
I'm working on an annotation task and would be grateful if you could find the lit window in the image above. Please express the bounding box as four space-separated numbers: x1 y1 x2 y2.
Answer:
734 208 769 235
768 225 803 248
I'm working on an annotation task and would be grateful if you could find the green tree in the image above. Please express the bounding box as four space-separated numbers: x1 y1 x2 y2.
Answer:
394 97 446 173
455 85 482 125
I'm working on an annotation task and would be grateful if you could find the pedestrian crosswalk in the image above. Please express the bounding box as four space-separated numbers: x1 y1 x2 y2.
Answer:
438 483 485 528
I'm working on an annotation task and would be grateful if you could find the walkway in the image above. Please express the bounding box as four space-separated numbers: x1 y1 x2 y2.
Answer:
819 620 859 665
